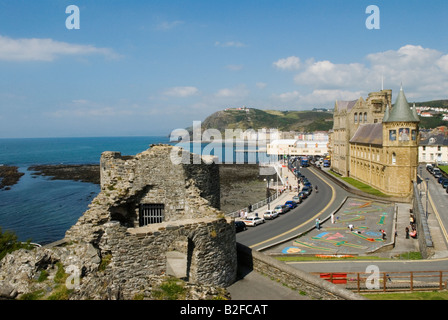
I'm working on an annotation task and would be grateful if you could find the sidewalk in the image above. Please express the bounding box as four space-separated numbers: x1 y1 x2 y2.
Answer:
418 175 448 258
241 162 300 219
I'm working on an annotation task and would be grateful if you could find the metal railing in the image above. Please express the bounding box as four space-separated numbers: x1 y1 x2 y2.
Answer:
226 188 286 218
313 270 448 293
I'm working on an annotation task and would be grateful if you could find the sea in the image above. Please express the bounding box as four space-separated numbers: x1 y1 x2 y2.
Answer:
0 136 270 245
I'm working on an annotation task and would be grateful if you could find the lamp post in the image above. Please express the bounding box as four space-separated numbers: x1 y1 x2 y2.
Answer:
264 178 274 210
425 177 429 218
419 166 422 194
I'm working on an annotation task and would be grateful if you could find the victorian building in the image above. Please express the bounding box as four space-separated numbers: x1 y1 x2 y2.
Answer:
330 87 420 197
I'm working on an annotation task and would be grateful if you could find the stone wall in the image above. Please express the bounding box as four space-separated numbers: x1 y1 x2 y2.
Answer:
412 182 434 259
237 243 367 300
98 217 237 298
0 145 237 300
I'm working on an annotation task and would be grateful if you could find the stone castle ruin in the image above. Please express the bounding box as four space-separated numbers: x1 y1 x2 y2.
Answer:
0 145 237 300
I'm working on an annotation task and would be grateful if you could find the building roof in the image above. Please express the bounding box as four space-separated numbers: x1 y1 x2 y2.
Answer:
349 123 383 146
335 100 358 112
420 134 448 146
384 87 420 123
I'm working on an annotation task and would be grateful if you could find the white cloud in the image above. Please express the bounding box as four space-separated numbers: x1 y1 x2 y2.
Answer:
294 60 367 88
163 86 199 97
273 56 301 70
214 41 246 48
225 64 244 71
0 35 120 62
273 90 301 102
214 85 249 99
276 44 448 105
256 82 267 89
156 20 184 31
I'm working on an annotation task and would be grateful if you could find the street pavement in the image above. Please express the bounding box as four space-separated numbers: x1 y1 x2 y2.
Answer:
227 162 448 300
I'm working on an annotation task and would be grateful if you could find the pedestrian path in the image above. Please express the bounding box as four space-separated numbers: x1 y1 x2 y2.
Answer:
234 161 301 220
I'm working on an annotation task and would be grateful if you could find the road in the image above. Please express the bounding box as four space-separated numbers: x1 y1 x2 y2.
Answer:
236 166 349 251
237 163 448 274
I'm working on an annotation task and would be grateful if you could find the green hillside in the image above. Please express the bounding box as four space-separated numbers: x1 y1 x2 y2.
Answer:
189 99 448 135
196 108 333 133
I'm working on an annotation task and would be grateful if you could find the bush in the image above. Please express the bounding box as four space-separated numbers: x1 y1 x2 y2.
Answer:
0 227 33 261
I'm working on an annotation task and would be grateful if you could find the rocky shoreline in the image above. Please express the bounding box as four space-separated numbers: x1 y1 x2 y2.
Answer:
0 166 25 190
29 164 101 185
16 163 272 213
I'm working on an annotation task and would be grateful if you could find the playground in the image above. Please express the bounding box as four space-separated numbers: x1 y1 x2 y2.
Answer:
278 198 395 255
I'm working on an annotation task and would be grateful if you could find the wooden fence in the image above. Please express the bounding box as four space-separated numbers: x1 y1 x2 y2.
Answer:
313 270 448 293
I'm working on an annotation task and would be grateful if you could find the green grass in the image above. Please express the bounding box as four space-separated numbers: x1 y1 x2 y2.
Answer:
327 169 390 197
439 165 448 175
341 177 390 197
363 290 448 300
275 255 388 262
152 277 186 300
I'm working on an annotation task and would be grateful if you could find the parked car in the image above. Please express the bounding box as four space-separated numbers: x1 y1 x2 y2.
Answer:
263 210 279 220
274 204 290 214
242 216 265 227
438 176 445 183
235 220 247 232
304 182 312 188
427 164 434 173
292 195 302 203
298 191 307 199
302 186 312 196
442 179 448 189
285 200 298 209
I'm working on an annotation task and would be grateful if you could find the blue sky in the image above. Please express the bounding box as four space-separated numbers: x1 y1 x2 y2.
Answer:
1 0 448 138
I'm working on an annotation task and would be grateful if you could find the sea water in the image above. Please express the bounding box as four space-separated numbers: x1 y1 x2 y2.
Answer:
0 136 171 244
0 137 269 244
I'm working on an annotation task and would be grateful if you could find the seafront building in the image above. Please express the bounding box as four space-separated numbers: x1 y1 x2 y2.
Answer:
330 87 420 197
266 132 329 158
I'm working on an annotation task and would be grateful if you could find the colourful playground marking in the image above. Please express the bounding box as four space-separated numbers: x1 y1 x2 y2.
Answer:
358 202 372 208
282 246 306 254
351 231 384 242
377 215 386 225
337 215 365 223
293 241 333 251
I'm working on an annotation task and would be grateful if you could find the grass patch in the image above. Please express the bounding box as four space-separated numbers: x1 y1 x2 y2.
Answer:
152 277 186 300
439 165 448 175
341 177 390 197
99 253 112 272
396 251 422 260
363 290 448 300
326 170 390 197
275 255 388 262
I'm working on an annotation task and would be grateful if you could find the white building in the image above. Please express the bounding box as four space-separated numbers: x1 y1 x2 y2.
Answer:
267 139 328 157
419 134 448 163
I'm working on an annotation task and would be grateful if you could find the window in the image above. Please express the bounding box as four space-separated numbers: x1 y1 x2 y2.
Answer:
139 204 164 226
392 153 396 165
354 113 358 123
364 112 367 122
